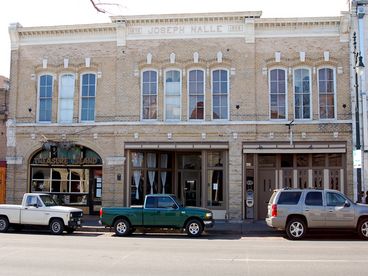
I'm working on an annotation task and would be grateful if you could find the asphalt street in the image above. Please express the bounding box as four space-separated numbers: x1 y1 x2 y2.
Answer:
0 231 367 276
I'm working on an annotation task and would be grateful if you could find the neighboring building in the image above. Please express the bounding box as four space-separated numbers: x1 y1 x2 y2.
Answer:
351 0 368 203
0 75 9 204
7 10 352 219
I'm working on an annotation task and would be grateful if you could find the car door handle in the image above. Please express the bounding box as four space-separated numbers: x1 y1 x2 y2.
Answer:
304 208 310 212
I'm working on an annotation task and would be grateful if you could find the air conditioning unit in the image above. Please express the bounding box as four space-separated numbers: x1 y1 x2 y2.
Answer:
357 6 365 18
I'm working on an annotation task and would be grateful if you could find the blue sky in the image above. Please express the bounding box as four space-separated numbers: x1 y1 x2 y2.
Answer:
0 0 349 77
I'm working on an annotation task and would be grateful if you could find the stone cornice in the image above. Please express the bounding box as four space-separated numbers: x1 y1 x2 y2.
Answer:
111 11 262 25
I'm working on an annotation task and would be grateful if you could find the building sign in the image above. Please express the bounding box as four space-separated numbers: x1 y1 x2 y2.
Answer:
127 23 245 39
32 157 99 166
31 145 102 166
353 149 362 169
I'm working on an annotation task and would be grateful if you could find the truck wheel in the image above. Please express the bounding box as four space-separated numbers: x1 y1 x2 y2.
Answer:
358 218 368 240
49 219 64 235
114 218 131 236
286 217 307 240
186 219 203 237
0 216 9 233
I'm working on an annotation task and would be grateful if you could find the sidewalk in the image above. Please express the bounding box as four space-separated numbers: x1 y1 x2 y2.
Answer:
81 215 280 236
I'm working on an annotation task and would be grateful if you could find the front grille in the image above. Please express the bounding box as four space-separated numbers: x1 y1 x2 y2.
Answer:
71 211 83 218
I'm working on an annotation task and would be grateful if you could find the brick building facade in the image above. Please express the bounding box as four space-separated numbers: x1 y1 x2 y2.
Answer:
7 11 352 219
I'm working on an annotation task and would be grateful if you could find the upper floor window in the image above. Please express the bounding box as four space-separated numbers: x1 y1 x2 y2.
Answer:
80 73 96 122
59 74 75 123
188 69 205 120
165 70 181 120
318 68 335 119
142 70 158 120
212 69 229 120
38 74 53 122
269 68 287 119
294 68 311 120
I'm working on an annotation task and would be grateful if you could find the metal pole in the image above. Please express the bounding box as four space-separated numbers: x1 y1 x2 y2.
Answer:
353 32 363 202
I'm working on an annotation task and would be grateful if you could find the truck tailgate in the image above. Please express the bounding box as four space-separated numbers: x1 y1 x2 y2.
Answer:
0 205 21 224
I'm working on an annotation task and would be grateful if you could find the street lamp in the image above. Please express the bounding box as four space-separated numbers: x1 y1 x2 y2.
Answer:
353 32 365 202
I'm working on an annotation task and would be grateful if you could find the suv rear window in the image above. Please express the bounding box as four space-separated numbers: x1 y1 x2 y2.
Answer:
277 191 302 205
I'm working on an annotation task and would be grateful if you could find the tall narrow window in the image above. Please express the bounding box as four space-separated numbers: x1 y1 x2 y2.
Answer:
318 68 335 119
38 74 53 122
188 69 204 120
212 69 228 120
59 74 75 123
165 70 181 120
270 69 286 119
81 73 96 122
142 70 158 120
294 68 311 120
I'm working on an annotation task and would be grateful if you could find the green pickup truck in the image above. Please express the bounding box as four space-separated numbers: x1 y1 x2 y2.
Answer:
99 194 214 237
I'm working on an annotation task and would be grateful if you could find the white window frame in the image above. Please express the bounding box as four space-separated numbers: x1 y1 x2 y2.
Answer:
293 67 312 121
36 73 54 123
187 68 205 121
58 73 76 124
79 72 97 123
164 68 182 121
211 68 230 121
269 67 288 120
141 69 159 121
317 66 337 120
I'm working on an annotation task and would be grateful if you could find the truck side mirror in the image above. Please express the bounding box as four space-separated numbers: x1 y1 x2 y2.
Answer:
344 200 350 208
33 203 39 208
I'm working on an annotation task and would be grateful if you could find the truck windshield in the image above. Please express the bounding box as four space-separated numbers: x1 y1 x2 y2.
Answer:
171 196 183 207
40 195 58 207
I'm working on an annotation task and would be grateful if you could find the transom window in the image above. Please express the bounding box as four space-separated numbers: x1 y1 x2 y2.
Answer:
212 69 229 120
80 73 96 122
38 74 53 122
318 68 335 119
188 70 205 120
269 69 287 119
294 68 311 120
142 70 158 120
165 70 181 120
59 74 75 123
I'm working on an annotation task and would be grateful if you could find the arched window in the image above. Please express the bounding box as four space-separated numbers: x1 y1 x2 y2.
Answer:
142 70 158 120
188 69 205 120
165 69 181 120
294 68 311 120
80 73 96 122
212 69 229 120
59 74 75 123
38 74 53 122
269 68 287 119
318 68 336 119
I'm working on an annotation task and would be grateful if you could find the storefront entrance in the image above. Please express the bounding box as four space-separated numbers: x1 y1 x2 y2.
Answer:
257 169 275 219
29 144 103 214
0 161 5 204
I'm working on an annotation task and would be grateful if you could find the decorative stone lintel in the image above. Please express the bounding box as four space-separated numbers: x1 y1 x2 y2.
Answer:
6 156 23 165
106 156 126 166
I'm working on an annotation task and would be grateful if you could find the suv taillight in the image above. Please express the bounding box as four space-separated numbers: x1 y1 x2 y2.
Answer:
271 204 277 217
99 208 103 218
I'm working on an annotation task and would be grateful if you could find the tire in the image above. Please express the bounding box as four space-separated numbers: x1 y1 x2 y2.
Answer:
0 216 9 233
114 218 131 237
49 219 64 235
357 218 368 240
185 219 203 237
286 217 307 240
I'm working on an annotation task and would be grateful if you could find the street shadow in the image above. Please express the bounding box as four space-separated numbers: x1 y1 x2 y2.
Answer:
110 231 245 240
5 227 103 237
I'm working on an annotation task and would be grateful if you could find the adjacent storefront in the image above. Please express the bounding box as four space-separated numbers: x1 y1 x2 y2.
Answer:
125 143 228 219
29 144 103 214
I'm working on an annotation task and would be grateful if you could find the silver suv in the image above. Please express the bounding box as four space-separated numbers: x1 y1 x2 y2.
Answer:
266 188 368 240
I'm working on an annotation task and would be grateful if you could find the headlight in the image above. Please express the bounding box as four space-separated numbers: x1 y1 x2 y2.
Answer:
205 212 212 219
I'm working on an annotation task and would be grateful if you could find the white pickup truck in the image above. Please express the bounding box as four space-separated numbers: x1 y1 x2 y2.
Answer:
0 193 83 234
